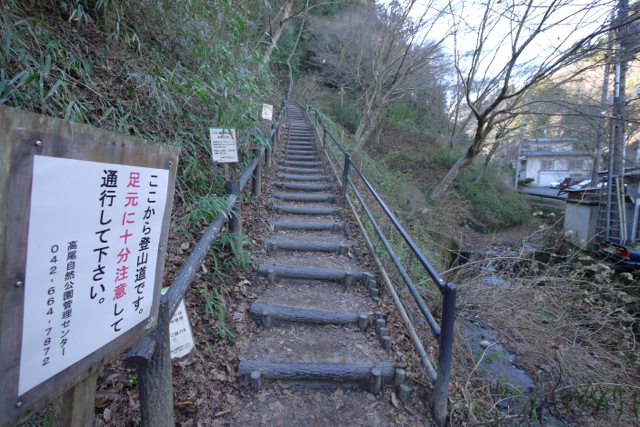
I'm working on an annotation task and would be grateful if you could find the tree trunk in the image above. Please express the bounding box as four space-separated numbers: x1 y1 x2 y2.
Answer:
286 8 307 93
258 0 293 74
475 140 500 183
429 151 475 201
353 108 380 153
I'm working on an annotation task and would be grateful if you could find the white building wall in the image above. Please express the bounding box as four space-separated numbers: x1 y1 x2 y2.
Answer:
524 156 593 186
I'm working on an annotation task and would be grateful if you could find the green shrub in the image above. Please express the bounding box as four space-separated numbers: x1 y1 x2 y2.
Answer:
518 178 535 186
1 0 272 234
455 175 531 230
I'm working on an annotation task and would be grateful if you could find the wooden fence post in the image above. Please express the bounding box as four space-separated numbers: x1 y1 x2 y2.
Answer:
265 128 272 170
51 369 99 427
252 148 262 197
226 180 242 255
134 295 174 427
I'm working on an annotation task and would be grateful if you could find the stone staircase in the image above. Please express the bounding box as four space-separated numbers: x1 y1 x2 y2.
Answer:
237 104 404 394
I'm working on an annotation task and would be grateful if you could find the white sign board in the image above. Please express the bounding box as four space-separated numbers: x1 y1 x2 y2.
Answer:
210 128 238 163
261 104 273 121
167 299 195 359
19 156 169 395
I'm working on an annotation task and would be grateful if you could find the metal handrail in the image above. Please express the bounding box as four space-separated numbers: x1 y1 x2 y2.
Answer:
282 91 455 427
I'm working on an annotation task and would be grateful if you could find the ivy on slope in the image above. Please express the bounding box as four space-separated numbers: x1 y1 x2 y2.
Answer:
0 0 273 230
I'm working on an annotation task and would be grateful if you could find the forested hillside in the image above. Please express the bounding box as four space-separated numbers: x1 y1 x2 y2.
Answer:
2 0 629 233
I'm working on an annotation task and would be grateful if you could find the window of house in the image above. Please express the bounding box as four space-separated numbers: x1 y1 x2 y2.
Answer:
568 159 586 170
540 159 554 170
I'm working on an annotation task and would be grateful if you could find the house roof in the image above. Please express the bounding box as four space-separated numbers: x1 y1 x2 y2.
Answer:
524 138 579 143
523 151 593 157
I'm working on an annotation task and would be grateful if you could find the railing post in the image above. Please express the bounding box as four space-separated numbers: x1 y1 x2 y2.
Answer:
226 180 242 255
265 128 272 169
271 123 277 148
135 294 174 427
323 125 327 150
252 148 262 197
342 152 351 198
433 283 456 427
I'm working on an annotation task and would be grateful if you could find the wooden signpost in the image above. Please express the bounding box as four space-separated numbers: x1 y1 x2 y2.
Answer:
0 106 178 426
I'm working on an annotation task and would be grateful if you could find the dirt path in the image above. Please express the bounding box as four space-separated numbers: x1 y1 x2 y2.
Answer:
220 104 432 426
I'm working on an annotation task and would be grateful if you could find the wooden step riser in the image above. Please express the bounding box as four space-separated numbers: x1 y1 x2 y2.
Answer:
272 205 340 215
282 161 323 167
238 361 395 381
270 221 342 232
264 239 348 254
273 193 337 203
284 156 320 162
250 303 358 325
284 144 315 149
284 142 315 147
278 167 324 174
284 147 315 153
276 174 329 182
283 149 317 155
257 265 364 286
286 140 314 145
275 182 332 191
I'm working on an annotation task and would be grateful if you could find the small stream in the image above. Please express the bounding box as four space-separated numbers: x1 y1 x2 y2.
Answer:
451 236 640 424
458 315 534 409
452 243 563 423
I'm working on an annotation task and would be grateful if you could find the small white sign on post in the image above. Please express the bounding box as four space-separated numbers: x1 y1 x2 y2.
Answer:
209 128 238 163
261 104 273 121
162 289 195 359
